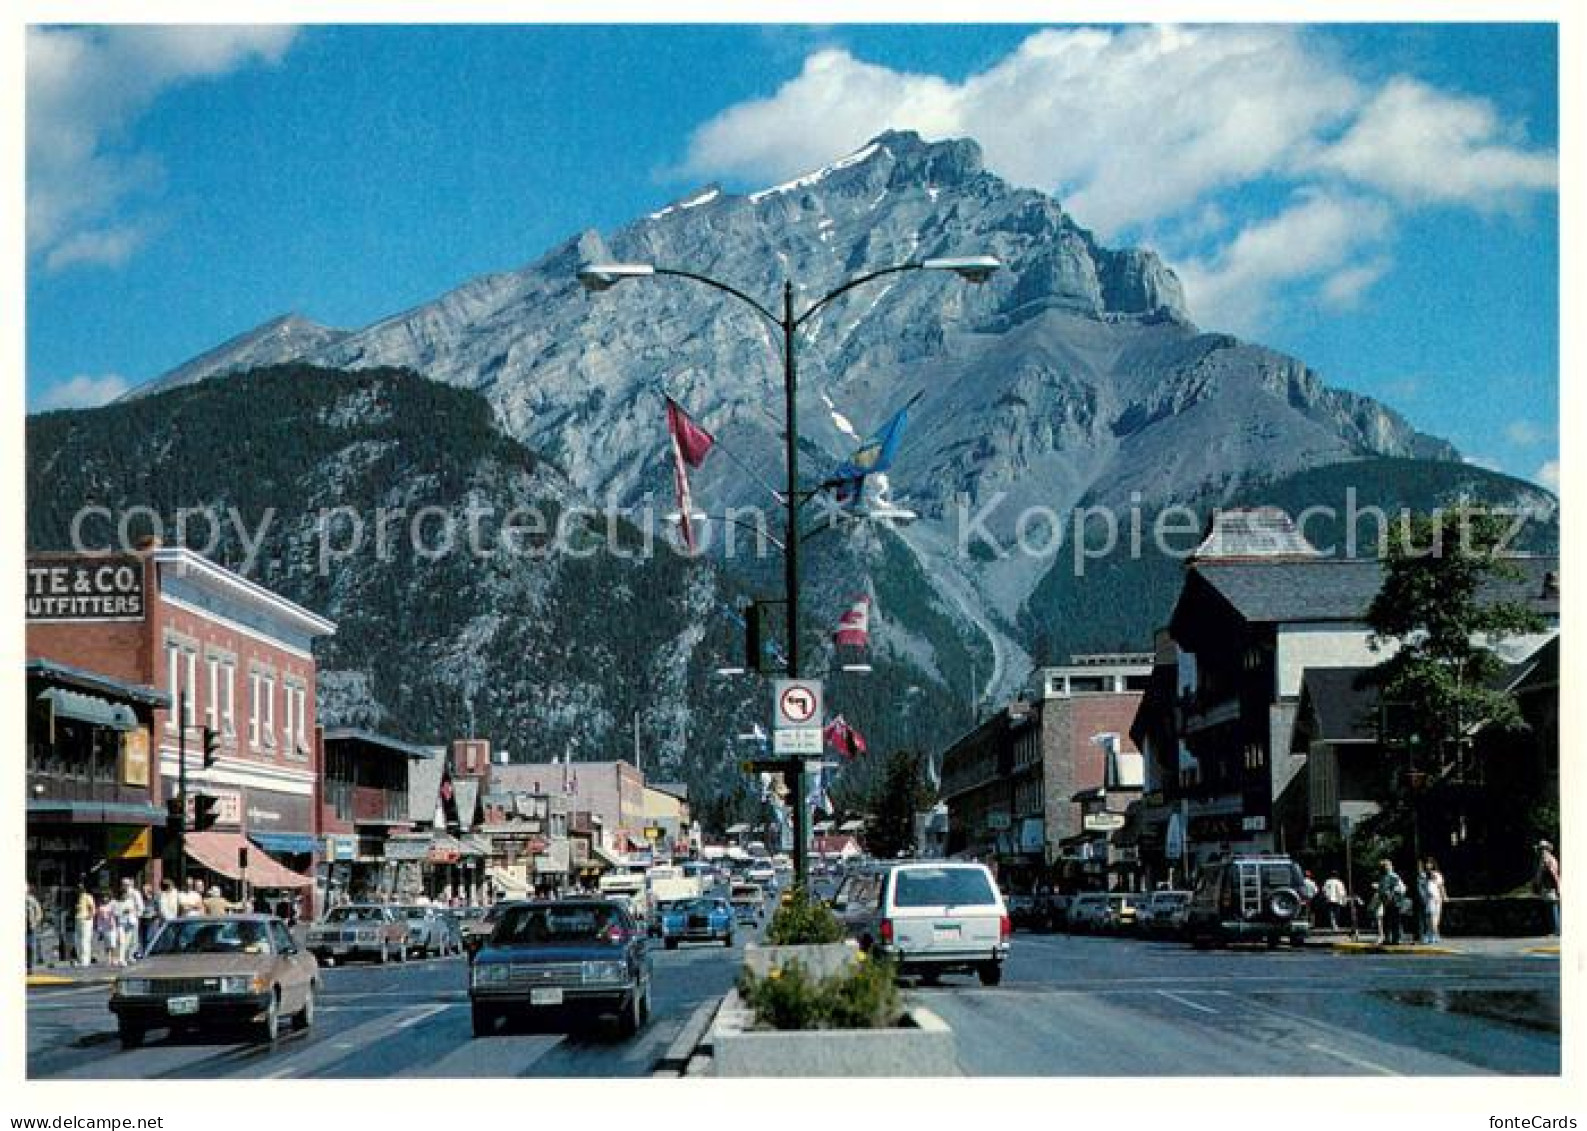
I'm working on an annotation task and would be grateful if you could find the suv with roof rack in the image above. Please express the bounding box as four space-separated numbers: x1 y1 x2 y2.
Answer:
1184 854 1309 949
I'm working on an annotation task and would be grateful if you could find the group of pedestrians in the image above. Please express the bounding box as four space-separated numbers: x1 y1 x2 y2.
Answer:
30 875 247 970
1365 857 1448 945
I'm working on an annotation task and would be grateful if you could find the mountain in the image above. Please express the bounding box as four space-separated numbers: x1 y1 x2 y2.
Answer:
29 365 991 822
128 313 350 401
107 129 1544 715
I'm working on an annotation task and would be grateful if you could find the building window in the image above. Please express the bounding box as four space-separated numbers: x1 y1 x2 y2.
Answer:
183 649 197 728
263 676 277 748
221 662 236 737
206 655 220 729
248 671 261 748
165 642 181 732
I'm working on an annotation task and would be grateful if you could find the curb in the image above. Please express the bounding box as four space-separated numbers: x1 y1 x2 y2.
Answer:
652 998 722 1078
1524 946 1561 955
1330 942 1463 956
27 972 117 988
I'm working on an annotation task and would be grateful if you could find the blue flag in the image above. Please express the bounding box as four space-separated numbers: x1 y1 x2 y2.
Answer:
826 393 920 502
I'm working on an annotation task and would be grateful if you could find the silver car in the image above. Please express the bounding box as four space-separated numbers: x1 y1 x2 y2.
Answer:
393 905 461 957
835 862 1010 986
1065 893 1110 934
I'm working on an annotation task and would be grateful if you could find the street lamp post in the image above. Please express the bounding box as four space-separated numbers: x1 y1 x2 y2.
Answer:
579 254 1000 890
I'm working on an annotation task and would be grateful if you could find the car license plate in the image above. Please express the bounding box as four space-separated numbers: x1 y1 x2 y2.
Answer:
933 926 961 941
167 995 200 1016
529 988 564 1006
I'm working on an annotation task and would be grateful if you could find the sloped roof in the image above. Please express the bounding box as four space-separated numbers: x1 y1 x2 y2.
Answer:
1191 507 1323 562
407 755 444 823
1298 667 1380 744
1188 555 1558 627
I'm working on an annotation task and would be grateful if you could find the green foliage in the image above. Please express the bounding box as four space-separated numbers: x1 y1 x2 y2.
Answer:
863 748 933 860
763 889 845 945
736 953 902 1030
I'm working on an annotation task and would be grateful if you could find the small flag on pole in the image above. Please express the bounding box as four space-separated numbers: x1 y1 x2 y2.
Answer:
823 393 920 503
665 396 715 551
833 595 871 649
822 715 868 759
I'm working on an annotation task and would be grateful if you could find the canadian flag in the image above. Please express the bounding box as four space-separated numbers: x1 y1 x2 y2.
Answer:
832 595 871 649
665 397 715 552
822 715 868 759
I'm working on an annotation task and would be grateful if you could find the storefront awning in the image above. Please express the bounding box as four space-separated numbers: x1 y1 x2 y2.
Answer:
589 843 621 869
38 687 137 731
248 831 318 857
186 830 314 888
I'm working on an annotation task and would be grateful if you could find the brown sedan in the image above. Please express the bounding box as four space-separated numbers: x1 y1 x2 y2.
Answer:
109 915 318 1048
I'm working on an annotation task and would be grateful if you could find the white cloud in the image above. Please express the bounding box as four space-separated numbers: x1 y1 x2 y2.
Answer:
27 26 298 272
1172 191 1391 334
677 26 1555 331
1308 78 1557 206
1535 460 1560 490
33 374 131 412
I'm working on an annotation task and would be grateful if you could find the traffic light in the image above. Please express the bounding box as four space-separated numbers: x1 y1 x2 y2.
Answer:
193 793 220 832
202 725 220 768
165 797 186 835
744 602 763 672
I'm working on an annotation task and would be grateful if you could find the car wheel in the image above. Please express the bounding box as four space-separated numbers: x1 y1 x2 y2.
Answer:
471 1004 498 1038
294 984 316 1031
117 1022 145 1050
977 962 1003 987
617 989 643 1037
257 991 281 1044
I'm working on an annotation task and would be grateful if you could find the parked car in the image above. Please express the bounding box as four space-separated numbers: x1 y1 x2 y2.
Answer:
1101 893 1142 934
1007 894 1041 931
1044 893 1074 932
393 904 459 957
1184 855 1311 949
469 899 651 1037
836 862 1010 986
650 899 684 937
1138 890 1192 938
1065 893 1110 934
305 904 410 965
729 883 765 925
457 905 503 959
660 897 735 949
109 915 317 1048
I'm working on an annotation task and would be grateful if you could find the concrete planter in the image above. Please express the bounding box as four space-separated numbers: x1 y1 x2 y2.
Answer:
709 989 959 1077
740 941 859 979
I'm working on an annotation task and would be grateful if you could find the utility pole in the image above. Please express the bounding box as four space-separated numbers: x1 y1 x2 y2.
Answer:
176 685 188 887
633 712 642 776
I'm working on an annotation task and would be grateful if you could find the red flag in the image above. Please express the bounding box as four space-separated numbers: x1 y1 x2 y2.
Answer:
823 715 868 759
665 397 715 551
439 768 455 803
833 596 871 649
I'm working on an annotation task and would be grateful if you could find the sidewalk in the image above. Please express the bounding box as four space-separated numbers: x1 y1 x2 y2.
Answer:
26 962 121 988
1309 930 1560 957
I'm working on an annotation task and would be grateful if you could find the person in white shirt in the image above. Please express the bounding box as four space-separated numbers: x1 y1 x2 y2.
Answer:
1321 874 1348 931
114 879 143 965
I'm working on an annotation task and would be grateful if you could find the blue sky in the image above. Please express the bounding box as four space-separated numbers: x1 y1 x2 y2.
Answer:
25 23 1560 487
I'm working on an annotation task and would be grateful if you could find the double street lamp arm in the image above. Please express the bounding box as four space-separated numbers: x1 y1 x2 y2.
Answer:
579 252 998 889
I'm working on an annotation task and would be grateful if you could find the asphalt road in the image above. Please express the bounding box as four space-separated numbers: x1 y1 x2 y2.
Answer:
28 926 1559 1078
918 931 1560 1076
27 933 745 1079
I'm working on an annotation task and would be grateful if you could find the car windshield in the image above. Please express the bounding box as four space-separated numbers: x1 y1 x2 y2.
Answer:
683 899 720 915
892 868 996 908
494 904 619 945
327 907 386 923
148 919 271 956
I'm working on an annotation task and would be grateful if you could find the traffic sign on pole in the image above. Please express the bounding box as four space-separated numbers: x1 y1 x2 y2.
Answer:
773 679 822 729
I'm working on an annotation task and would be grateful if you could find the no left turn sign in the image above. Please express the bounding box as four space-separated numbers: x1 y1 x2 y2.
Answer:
773 679 823 729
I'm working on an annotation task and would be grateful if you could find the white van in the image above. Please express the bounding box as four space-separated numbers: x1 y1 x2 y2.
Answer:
834 862 1010 985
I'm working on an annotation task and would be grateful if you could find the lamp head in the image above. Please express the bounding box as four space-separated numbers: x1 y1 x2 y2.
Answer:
921 255 1001 284
577 262 657 292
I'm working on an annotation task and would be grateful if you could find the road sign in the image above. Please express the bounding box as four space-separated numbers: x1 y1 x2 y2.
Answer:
773 728 822 755
773 679 822 729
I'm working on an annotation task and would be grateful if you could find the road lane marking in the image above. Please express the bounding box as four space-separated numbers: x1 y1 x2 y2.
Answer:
1306 1041 1399 1076
1157 990 1218 1014
394 1004 452 1029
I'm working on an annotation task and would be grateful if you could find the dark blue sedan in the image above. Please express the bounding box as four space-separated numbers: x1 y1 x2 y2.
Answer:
660 897 735 950
469 900 652 1037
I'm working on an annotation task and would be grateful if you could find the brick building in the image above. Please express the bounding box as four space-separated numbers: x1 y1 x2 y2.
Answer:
941 655 1149 892
27 545 335 905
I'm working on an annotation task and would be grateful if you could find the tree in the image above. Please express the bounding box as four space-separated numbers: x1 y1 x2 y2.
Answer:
1364 508 1547 874
862 749 935 860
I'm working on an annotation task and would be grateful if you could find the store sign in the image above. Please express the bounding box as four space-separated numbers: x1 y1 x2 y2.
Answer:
1083 812 1127 832
26 557 145 622
106 826 152 860
121 728 150 788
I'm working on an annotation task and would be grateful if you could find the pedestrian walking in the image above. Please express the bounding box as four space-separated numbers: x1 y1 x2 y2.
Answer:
1301 870 1320 922
114 879 143 965
202 886 232 916
1418 858 1447 943
74 886 96 967
1534 840 1561 935
177 879 204 917
157 879 181 922
1321 873 1347 931
139 884 159 948
26 885 44 973
1373 859 1407 945
93 891 119 965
